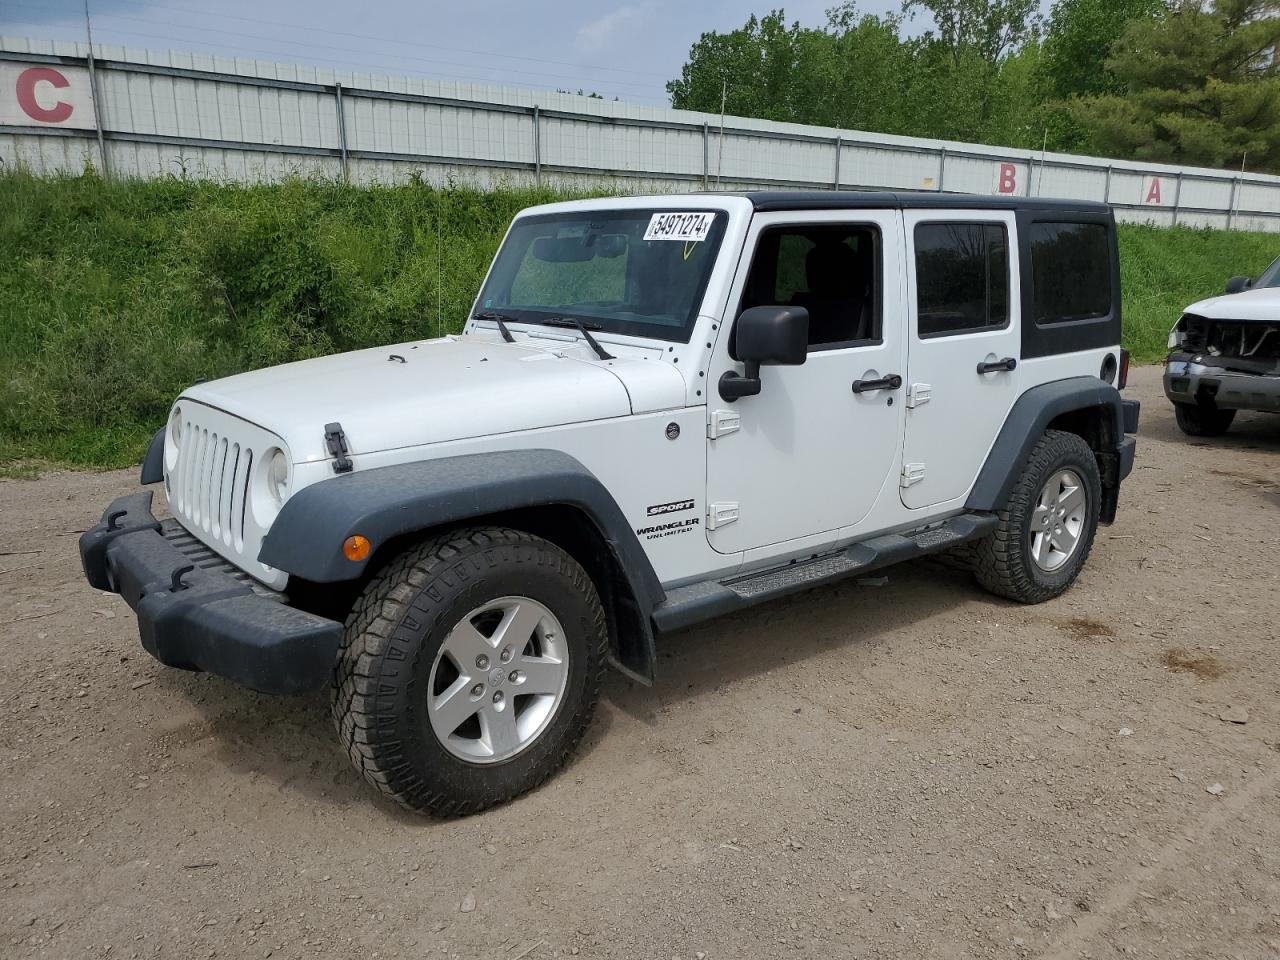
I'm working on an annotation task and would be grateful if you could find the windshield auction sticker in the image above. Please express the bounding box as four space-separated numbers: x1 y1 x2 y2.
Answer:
644 212 714 243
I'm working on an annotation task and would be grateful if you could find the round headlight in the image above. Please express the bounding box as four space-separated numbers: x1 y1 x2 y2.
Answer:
267 449 290 503
169 406 183 446
165 407 183 474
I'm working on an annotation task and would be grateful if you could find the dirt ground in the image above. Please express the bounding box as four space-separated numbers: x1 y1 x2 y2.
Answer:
2 364 1278 960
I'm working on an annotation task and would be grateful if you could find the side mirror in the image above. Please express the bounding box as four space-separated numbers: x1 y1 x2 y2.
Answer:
1225 276 1252 294
719 305 808 402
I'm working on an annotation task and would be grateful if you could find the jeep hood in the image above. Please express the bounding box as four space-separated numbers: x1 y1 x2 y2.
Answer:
181 335 685 463
1186 287 1280 322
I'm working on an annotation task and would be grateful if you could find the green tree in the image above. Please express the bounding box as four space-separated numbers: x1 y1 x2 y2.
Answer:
667 5 1008 138
1042 0 1168 99
817 5 917 132
1072 0 1280 171
664 1 1272 170
666 11 832 124
901 0 1042 67
980 41 1054 147
897 0 1043 140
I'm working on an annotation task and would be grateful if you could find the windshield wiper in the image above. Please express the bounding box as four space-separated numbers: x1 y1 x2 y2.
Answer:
472 310 516 344
542 316 614 361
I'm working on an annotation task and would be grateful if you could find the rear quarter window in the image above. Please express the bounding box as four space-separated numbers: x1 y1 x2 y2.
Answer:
1029 222 1112 325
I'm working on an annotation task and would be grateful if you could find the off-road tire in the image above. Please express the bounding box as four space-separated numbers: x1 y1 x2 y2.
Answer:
972 430 1101 604
332 526 607 816
1173 401 1235 437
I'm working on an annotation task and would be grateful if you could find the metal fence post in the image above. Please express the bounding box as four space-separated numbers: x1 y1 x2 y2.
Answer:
82 11 110 177
702 122 709 188
833 136 841 190
532 105 541 187
1227 177 1239 231
1172 172 1183 226
1103 165 1112 204
937 147 946 192
334 82 349 182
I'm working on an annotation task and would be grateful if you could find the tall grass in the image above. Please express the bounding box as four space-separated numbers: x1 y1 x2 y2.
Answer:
0 171 576 467
1 170 1275 469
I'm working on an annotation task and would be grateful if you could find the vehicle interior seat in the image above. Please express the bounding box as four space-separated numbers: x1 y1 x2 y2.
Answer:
789 239 871 345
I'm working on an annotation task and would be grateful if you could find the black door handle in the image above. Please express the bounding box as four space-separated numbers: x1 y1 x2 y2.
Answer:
851 373 902 394
977 357 1017 374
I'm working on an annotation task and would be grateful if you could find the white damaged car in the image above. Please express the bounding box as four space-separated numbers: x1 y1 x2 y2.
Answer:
1165 258 1280 435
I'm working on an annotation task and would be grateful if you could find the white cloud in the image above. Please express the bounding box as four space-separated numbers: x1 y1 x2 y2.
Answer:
574 4 649 53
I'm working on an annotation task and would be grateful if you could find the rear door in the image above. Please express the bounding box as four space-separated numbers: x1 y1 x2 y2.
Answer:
900 210 1021 510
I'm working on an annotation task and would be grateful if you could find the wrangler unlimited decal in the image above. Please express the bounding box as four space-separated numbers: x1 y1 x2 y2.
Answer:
635 517 700 540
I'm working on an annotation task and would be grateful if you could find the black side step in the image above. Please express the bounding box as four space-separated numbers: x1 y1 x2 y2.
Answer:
650 512 998 634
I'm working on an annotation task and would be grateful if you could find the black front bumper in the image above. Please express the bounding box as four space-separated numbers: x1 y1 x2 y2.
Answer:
79 492 341 694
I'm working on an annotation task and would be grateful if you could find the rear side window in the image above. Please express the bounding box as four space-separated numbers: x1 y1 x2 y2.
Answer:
1029 222 1112 324
914 223 1008 337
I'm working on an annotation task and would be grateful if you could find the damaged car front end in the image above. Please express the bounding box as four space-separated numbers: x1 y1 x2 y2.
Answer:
1165 281 1280 436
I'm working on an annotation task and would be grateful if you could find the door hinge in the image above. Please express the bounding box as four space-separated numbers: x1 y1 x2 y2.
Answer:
900 463 926 488
707 409 741 439
906 383 932 408
707 501 739 530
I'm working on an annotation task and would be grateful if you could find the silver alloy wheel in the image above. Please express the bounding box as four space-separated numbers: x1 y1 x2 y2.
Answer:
1030 468 1087 572
426 596 569 764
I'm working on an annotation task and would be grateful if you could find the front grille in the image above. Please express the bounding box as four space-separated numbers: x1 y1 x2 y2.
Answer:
171 421 253 552
163 400 289 591
1180 314 1280 362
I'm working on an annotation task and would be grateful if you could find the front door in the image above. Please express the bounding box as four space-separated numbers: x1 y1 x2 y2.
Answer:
705 211 906 556
900 210 1022 510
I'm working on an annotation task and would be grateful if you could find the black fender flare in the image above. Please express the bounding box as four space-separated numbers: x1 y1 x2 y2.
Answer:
966 376 1125 514
258 449 665 683
140 428 165 485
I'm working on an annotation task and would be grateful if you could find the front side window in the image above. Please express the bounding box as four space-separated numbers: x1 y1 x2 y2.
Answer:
477 209 728 342
915 222 1009 337
739 224 881 349
1257 256 1280 288
1029 221 1112 324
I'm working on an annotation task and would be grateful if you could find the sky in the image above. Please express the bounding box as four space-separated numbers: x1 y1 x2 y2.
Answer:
0 0 904 105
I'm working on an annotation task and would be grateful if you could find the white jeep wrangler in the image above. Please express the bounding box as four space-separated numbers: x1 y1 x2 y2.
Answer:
81 192 1139 815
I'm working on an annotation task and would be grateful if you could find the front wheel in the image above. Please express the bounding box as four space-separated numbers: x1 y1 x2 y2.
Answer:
972 430 1101 604
332 527 607 816
1173 401 1235 437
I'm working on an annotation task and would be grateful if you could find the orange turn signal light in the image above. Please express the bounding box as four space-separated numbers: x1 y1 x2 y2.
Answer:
343 535 371 562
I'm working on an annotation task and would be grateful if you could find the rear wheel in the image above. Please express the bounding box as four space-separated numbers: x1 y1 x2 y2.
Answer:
1173 401 1235 436
973 430 1100 604
332 527 607 816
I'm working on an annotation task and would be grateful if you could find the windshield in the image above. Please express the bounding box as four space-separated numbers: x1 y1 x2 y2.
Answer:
476 209 728 342
1258 256 1280 288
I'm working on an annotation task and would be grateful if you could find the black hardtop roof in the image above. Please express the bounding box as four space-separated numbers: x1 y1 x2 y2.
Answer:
707 190 1112 214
